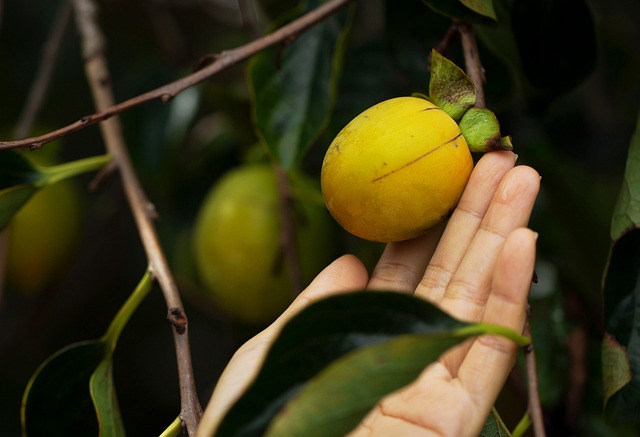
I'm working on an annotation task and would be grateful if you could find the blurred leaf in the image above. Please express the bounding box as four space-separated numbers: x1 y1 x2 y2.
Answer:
21 272 154 436
248 0 352 170
602 112 640 424
421 0 496 23
0 152 110 230
0 151 44 230
213 291 529 436
511 0 597 109
481 408 511 436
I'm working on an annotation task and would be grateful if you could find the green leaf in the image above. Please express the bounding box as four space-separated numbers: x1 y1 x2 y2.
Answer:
213 291 528 436
428 50 476 121
0 152 111 230
421 0 497 23
459 0 497 20
510 0 597 110
90 360 126 437
248 0 352 170
602 113 640 424
611 112 640 240
481 408 511 436
21 272 154 436
21 341 106 436
264 333 473 437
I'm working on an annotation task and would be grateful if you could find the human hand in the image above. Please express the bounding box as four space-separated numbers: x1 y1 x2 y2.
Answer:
197 150 540 437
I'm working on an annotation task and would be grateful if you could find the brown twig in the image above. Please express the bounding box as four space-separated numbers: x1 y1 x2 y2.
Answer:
1 0 354 151
457 21 486 109
274 164 302 296
13 0 71 139
71 0 202 433
524 320 547 437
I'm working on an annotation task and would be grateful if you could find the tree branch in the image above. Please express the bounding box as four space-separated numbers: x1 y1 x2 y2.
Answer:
524 320 547 437
0 0 354 151
457 21 486 109
71 0 202 433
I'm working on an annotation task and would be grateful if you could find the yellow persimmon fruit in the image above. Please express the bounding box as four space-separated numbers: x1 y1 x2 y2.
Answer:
321 96 474 242
192 164 336 325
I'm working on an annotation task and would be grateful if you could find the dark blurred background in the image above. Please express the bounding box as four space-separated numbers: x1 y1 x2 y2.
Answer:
1 0 639 435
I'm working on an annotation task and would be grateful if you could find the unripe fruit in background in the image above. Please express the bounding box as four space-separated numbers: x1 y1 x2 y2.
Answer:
192 164 336 325
321 96 474 243
7 175 83 295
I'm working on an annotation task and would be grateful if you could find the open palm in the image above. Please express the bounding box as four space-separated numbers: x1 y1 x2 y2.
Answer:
198 150 540 437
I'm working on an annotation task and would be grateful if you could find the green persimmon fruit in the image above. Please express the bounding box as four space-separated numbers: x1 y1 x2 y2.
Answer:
7 179 83 295
192 164 337 325
321 96 474 243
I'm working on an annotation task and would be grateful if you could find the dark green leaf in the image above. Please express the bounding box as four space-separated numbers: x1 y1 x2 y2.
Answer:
214 291 466 437
22 341 105 437
428 50 476 121
0 151 44 229
264 334 473 437
603 113 640 423
248 0 352 170
22 272 153 436
481 408 511 436
421 0 497 23
511 0 597 109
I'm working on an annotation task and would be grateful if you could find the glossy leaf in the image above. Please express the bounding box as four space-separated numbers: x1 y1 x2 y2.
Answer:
264 334 471 436
212 291 529 436
421 0 496 23
248 0 352 170
511 0 597 109
603 112 640 423
21 341 105 437
21 272 154 436
90 360 126 437
428 50 476 121
0 152 110 230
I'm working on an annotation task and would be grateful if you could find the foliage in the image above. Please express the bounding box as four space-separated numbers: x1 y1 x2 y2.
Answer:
1 0 639 436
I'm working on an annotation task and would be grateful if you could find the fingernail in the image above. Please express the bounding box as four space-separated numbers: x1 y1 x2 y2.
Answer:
513 153 519 162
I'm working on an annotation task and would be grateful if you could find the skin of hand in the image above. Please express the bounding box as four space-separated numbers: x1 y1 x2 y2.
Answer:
196 150 541 437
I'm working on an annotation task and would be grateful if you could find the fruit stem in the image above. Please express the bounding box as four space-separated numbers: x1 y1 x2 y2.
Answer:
102 270 155 353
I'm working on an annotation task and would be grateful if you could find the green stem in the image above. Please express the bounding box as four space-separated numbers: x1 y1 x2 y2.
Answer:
102 270 155 353
455 322 531 347
159 416 183 437
511 412 532 437
37 153 112 187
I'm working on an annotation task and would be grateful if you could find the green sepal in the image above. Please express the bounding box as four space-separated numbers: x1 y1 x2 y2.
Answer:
428 49 476 121
459 107 512 152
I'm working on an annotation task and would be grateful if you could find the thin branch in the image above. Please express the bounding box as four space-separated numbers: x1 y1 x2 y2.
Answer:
524 320 547 437
457 21 486 109
1 0 354 151
14 0 71 139
71 0 202 433
274 164 302 296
